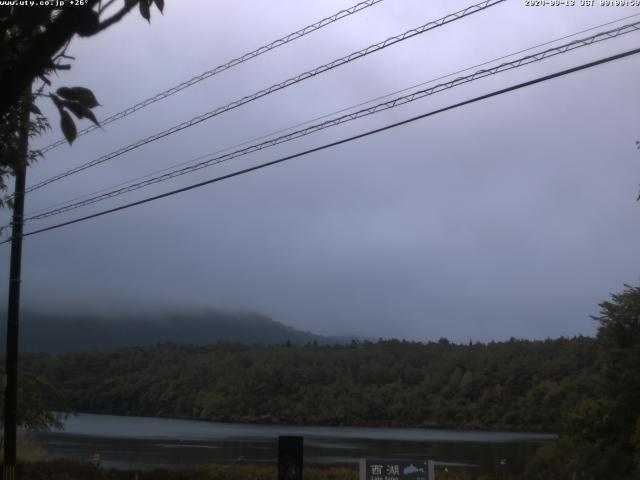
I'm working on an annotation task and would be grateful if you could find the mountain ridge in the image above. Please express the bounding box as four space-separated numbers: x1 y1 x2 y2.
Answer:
2 309 363 353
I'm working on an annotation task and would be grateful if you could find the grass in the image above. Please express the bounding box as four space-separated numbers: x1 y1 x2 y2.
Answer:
0 432 49 464
15 459 524 479
5 439 515 480
15 460 359 480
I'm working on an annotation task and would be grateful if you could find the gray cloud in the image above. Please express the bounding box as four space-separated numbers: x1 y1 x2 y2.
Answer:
1 0 639 342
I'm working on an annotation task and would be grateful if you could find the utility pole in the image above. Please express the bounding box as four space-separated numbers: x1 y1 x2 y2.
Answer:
3 90 30 480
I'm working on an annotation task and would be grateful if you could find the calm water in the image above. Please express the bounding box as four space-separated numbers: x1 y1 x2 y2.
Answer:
33 413 556 474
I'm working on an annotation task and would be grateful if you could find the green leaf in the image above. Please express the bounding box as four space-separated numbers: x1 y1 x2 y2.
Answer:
50 94 64 113
55 88 71 99
154 0 164 13
61 100 100 127
29 104 42 116
60 110 77 144
56 87 100 109
139 0 150 22
62 101 83 120
81 108 99 127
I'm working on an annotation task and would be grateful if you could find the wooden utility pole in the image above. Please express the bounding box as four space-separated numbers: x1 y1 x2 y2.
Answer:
3 90 30 480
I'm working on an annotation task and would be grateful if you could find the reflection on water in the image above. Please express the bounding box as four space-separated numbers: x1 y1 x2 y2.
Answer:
33 413 556 474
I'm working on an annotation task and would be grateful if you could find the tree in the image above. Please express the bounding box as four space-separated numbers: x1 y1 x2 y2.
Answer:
0 91 48 209
1 2 165 471
0 366 69 431
0 0 165 201
527 284 640 480
590 284 640 473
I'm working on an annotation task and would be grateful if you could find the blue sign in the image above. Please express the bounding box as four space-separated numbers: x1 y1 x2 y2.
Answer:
359 459 432 480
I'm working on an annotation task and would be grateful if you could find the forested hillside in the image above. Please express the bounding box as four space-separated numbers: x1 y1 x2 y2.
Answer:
22 337 596 431
12 310 359 352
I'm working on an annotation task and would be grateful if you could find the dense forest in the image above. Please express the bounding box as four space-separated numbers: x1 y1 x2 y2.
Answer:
7 284 640 479
525 284 640 480
20 336 596 431
7 284 638 479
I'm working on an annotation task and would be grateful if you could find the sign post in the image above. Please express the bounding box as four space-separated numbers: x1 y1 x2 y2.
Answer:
427 460 435 480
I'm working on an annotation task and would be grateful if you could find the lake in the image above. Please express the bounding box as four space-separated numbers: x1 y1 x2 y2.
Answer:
33 413 556 474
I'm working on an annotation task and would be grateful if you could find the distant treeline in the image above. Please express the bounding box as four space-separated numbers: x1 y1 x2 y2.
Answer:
20 337 596 431
14 310 360 353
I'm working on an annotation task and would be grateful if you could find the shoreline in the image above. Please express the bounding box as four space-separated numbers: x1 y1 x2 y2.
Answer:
53 411 559 437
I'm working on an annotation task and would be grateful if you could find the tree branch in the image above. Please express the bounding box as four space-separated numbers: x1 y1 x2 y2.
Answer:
90 1 138 35
0 0 141 120
98 0 119 15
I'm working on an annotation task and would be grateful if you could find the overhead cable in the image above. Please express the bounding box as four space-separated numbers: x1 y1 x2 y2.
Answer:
2 46 638 245
23 0 505 195
38 0 386 154
22 12 640 219
21 20 640 223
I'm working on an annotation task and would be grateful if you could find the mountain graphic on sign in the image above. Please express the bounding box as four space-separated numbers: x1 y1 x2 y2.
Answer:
403 464 425 474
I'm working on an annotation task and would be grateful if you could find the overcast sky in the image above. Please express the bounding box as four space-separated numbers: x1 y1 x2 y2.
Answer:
1 0 639 342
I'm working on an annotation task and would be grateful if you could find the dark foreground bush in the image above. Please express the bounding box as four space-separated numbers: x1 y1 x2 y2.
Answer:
16 459 358 480
15 459 529 479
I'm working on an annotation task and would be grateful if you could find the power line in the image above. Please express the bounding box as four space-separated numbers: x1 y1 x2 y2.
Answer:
37 0 386 154
20 20 640 223
22 12 640 220
3 46 638 246
17 19 640 221
307 12 640 123
22 0 505 195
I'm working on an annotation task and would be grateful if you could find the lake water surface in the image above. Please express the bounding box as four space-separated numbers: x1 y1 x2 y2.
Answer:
33 413 556 474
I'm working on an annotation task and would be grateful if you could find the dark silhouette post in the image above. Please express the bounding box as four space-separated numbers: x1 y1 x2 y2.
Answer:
3 91 30 480
278 436 303 480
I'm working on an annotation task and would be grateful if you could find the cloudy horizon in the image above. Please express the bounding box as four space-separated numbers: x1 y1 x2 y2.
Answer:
1 0 639 343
